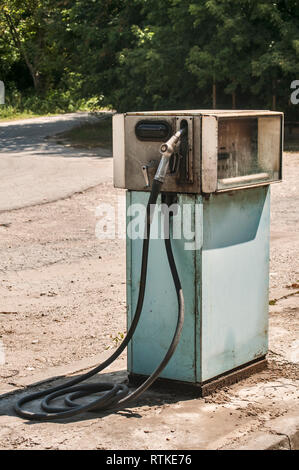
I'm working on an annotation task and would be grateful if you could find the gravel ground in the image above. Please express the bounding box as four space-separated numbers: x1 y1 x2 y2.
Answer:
270 152 299 299
0 181 126 377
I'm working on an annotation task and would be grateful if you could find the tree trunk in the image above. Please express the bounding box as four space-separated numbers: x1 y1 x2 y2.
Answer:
232 91 236 109
212 80 216 109
32 72 40 91
272 79 277 110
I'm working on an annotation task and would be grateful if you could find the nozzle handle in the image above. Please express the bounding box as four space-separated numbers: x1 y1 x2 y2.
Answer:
154 128 186 183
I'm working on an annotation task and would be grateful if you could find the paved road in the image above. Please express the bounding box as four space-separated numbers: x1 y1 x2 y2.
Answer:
0 113 112 212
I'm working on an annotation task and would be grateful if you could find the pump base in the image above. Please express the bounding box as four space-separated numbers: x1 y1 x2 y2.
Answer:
128 357 267 397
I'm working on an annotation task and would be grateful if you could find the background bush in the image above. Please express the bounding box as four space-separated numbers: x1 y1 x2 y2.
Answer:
0 0 298 119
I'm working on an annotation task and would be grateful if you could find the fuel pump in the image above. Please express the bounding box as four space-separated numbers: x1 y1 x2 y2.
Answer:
120 110 283 393
15 109 283 420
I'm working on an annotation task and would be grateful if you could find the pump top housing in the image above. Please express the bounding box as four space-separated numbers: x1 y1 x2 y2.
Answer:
113 110 283 194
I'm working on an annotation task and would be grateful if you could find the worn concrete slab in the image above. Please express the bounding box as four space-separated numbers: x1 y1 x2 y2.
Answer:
228 411 299 450
0 344 298 449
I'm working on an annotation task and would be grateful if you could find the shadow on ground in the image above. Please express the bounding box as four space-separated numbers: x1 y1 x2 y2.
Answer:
0 369 196 425
0 113 112 159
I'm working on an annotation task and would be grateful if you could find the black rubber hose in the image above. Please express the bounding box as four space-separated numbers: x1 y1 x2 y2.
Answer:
14 179 184 421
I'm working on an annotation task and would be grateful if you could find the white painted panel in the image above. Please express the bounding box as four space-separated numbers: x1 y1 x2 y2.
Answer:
113 113 125 188
202 115 218 193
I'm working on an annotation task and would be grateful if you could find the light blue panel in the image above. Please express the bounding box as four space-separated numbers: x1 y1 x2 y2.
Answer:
200 186 270 381
126 191 202 382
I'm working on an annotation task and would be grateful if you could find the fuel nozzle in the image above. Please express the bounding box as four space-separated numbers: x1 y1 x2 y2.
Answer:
154 128 186 183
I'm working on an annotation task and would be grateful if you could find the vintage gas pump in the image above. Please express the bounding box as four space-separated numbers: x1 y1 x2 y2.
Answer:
114 110 283 394
15 109 283 421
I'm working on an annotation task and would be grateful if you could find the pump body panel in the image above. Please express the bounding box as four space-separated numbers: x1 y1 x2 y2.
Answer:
126 187 270 384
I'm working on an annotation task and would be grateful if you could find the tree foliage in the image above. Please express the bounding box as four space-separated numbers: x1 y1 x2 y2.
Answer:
0 0 298 117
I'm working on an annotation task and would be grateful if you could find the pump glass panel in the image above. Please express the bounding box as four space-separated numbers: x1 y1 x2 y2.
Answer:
217 116 282 190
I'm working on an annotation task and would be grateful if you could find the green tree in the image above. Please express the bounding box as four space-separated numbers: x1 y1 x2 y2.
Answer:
187 0 299 112
97 0 199 111
187 1 257 109
0 0 298 117
1 1 46 90
250 0 299 110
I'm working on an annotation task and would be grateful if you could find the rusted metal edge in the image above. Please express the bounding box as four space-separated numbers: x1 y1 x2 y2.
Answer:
128 357 267 397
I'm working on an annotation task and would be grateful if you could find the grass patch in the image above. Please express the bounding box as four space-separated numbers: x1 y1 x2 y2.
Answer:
0 92 111 122
57 114 113 149
0 106 45 121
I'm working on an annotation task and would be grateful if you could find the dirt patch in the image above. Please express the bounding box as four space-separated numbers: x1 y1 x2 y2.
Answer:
0 181 126 381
